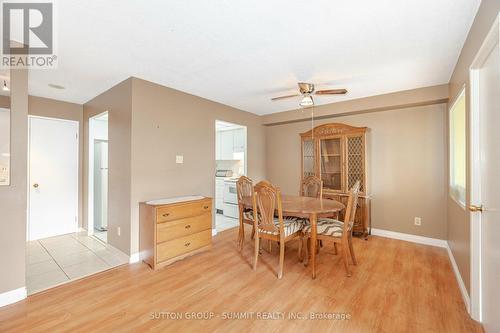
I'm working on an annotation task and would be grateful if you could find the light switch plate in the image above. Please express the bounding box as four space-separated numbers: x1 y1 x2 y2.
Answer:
176 155 184 164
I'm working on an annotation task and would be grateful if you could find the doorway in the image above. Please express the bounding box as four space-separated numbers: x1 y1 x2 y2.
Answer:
93 140 108 242
28 116 79 240
214 120 247 233
25 114 128 295
88 112 109 242
469 14 500 332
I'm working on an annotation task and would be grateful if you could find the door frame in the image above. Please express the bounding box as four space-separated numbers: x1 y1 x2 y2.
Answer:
27 115 80 240
469 13 499 322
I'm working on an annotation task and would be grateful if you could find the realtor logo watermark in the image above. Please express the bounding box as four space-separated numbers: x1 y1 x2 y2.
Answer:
1 1 57 68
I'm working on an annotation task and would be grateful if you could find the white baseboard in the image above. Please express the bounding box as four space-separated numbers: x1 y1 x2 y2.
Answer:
0 287 27 307
446 242 471 313
212 228 217 236
371 228 447 248
129 253 140 264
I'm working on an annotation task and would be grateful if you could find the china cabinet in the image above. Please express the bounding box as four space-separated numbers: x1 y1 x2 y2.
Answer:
300 123 371 238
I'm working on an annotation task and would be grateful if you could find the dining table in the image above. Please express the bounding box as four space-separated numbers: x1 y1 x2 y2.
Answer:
242 194 345 279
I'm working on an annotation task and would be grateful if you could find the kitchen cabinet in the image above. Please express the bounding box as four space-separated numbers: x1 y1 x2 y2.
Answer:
216 128 246 160
233 128 245 153
220 130 234 160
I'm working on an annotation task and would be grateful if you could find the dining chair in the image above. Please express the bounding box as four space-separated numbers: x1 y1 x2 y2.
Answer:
253 180 304 279
236 176 256 251
303 181 361 277
299 175 324 253
300 175 323 199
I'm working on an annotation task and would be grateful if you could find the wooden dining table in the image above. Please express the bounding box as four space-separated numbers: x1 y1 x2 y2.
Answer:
242 194 345 279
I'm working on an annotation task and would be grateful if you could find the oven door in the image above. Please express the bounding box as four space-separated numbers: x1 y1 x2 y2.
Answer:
223 182 238 204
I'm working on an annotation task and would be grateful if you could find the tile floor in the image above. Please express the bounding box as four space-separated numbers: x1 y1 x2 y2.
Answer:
94 230 107 243
215 213 239 232
26 232 129 295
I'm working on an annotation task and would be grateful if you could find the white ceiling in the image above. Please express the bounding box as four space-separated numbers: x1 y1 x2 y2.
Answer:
27 0 480 115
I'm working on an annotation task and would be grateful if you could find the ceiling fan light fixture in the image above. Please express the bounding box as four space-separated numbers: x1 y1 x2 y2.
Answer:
300 95 314 107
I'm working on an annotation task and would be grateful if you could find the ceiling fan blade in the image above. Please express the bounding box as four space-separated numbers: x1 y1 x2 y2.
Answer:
298 82 315 94
315 89 348 95
271 93 301 101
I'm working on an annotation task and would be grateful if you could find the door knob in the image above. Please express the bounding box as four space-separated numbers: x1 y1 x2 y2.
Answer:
33 183 39 188
469 205 483 213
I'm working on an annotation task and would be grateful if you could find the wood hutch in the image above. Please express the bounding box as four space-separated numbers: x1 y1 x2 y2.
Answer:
300 123 371 238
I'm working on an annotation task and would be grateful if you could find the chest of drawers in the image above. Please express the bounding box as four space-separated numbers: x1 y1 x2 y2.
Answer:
139 197 212 270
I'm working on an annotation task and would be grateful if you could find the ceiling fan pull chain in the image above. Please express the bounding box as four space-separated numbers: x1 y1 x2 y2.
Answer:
311 105 314 140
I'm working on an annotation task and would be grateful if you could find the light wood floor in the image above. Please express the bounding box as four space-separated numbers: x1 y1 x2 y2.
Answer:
0 227 483 333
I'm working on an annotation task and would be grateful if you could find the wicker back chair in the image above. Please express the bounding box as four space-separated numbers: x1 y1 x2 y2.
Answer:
300 176 323 199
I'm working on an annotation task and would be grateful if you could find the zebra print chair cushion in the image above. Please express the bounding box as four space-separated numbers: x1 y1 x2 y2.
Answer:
259 217 304 236
302 218 344 237
243 210 254 221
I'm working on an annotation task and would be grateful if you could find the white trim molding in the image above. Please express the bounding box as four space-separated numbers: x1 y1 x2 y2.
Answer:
0 287 27 307
129 253 140 264
446 242 471 313
212 228 218 236
371 228 447 248
467 12 500 323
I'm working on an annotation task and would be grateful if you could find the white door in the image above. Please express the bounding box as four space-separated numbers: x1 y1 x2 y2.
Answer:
470 16 500 332
28 117 79 241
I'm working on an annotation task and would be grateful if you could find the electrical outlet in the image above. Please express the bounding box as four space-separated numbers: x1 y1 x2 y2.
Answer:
176 155 184 164
414 217 422 226
117 227 121 236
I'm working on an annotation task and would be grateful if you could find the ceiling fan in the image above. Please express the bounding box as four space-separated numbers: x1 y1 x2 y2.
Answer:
271 82 347 107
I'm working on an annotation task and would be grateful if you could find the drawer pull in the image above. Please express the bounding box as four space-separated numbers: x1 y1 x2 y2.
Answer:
185 224 191 229
203 205 209 209
162 213 170 217
184 242 191 247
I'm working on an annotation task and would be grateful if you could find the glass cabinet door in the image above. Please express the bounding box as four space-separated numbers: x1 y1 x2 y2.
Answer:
319 138 342 191
302 139 315 178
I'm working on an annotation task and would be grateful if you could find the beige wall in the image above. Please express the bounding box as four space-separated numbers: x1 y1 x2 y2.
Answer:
83 78 133 255
263 84 448 125
447 0 500 293
129 78 266 255
0 69 28 294
266 104 447 239
28 96 84 226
